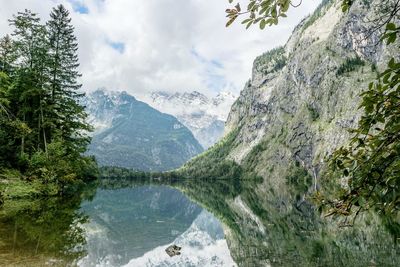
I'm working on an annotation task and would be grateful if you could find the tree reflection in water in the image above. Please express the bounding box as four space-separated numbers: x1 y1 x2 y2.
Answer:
0 183 98 266
102 176 400 267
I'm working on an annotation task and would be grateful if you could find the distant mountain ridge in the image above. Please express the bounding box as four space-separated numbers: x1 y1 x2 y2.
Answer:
84 89 203 171
143 90 237 149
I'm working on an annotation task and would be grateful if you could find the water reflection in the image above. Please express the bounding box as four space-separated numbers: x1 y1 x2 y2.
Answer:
0 191 93 266
124 210 236 267
0 181 237 267
170 178 400 267
1 176 399 267
78 186 202 266
108 177 400 267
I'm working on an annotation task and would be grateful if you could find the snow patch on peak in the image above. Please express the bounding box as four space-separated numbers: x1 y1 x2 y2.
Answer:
83 89 136 133
143 90 237 148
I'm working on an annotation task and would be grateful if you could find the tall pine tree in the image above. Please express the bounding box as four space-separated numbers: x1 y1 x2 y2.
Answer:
46 5 91 155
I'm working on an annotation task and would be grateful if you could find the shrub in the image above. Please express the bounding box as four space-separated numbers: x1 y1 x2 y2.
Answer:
336 56 365 76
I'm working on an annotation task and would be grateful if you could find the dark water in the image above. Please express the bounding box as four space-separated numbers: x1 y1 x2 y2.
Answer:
0 177 399 267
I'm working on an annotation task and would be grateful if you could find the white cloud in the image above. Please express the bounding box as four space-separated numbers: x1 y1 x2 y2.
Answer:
0 0 321 97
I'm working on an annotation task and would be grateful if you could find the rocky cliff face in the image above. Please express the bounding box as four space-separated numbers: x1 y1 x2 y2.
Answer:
225 0 395 187
145 91 237 149
183 0 400 265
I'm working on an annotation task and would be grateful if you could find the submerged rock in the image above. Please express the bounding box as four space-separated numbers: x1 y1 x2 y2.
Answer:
165 244 181 257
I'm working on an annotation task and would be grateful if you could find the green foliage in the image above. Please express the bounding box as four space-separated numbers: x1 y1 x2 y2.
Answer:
336 56 366 76
371 62 377 72
179 129 246 180
302 0 334 32
225 0 346 29
326 21 400 230
98 166 181 181
226 0 291 29
0 5 97 197
253 46 286 75
307 103 320 121
341 0 354 12
46 5 92 153
27 141 97 191
286 163 313 197
0 35 15 74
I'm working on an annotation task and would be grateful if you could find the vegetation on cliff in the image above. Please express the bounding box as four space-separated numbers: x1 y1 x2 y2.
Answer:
223 0 400 228
326 19 400 231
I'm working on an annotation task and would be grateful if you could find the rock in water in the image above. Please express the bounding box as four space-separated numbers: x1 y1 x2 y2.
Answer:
165 244 181 257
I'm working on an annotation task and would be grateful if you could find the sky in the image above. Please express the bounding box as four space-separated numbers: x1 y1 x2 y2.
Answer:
0 0 321 98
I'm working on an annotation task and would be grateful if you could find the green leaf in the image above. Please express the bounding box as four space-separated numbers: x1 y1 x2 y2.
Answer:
372 172 380 179
386 23 396 31
241 18 253 24
359 197 366 207
386 33 396 44
226 15 237 27
260 19 266 30
248 1 256 11
246 20 253 29
388 58 396 69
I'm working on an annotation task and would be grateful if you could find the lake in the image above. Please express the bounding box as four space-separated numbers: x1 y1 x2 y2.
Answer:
0 181 235 267
0 177 399 266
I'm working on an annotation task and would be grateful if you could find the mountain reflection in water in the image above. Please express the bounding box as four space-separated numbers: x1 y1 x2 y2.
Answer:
0 180 236 267
0 176 399 267
78 185 235 267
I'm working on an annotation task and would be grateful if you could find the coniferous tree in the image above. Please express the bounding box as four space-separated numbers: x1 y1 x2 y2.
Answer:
8 10 49 157
47 4 91 155
0 72 16 166
0 6 98 194
0 35 15 74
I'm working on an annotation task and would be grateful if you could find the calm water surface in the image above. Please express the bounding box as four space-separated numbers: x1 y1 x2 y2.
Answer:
78 186 236 266
0 177 399 267
0 183 236 267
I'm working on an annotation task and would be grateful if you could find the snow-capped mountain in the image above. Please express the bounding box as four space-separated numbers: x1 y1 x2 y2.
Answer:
142 91 237 149
83 89 203 171
83 89 128 133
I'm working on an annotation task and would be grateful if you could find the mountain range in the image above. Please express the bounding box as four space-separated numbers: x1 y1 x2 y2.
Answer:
84 89 203 171
143 91 237 149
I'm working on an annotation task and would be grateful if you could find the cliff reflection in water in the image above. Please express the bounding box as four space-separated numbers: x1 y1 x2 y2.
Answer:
105 176 400 267
0 175 399 267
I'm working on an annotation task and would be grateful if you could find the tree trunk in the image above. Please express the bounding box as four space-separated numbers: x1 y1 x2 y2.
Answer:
40 98 48 156
21 113 25 155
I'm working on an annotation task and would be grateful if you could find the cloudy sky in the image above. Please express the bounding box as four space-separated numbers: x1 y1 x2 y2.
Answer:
0 0 321 97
